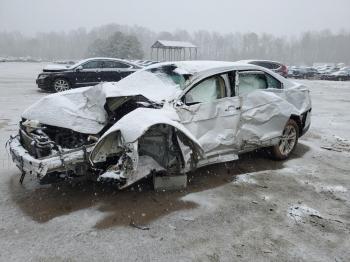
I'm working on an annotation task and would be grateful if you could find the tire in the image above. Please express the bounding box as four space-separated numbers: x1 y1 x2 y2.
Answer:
270 119 299 160
53 78 71 92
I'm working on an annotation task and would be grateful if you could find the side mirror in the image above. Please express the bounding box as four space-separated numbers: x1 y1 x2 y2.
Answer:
75 65 83 71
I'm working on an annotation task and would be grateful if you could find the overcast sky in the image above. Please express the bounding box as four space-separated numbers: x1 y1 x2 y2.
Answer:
1 0 349 36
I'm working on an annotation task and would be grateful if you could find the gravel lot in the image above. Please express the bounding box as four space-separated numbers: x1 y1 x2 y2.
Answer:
0 62 349 262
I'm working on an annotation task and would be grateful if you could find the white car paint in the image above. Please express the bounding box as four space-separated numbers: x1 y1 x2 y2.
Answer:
8 61 312 188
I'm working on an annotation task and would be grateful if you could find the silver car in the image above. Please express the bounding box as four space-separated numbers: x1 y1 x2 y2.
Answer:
8 61 311 188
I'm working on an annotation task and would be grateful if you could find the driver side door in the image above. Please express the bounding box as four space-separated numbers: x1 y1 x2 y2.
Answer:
75 60 103 87
176 72 242 164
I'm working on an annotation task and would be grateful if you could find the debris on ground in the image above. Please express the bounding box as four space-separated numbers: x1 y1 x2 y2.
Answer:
288 204 322 222
129 220 150 230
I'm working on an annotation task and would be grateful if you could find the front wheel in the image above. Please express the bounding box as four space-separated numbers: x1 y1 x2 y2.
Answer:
270 119 299 160
53 78 71 92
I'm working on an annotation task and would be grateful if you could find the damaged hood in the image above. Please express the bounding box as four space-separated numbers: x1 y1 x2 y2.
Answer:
102 70 183 102
22 68 185 134
22 86 108 134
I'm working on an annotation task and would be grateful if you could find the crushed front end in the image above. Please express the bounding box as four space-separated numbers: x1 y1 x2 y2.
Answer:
7 119 96 184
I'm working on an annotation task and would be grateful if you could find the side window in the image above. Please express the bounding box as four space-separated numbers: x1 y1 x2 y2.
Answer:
82 60 103 69
184 75 227 105
251 61 267 68
270 63 280 70
265 73 282 89
103 61 130 69
238 71 268 95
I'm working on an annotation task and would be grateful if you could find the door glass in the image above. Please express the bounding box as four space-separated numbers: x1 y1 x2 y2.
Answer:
265 73 282 89
238 71 268 95
82 61 103 69
185 75 227 104
103 61 130 69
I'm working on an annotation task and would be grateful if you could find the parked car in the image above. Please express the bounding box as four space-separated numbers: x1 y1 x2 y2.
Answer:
317 66 339 77
239 60 288 78
322 69 350 81
8 61 311 188
290 66 318 79
36 57 141 92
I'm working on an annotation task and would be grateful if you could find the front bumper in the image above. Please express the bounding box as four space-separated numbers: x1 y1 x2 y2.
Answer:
7 136 94 179
36 77 53 90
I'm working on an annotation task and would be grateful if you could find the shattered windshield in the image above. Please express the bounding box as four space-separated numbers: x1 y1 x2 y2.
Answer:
146 65 189 90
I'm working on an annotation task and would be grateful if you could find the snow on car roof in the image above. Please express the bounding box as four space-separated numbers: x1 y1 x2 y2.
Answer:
144 60 243 74
237 59 283 65
71 57 140 68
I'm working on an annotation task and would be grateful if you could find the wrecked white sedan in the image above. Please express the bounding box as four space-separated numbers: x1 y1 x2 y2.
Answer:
7 61 311 188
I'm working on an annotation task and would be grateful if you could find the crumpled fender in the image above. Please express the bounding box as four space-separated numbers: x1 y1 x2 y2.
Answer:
236 85 311 148
90 107 205 183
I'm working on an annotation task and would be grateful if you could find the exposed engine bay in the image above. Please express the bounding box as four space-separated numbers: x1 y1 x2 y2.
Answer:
12 95 183 186
19 120 94 158
19 94 162 159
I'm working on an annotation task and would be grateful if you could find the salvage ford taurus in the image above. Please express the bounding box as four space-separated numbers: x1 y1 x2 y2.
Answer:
7 61 311 188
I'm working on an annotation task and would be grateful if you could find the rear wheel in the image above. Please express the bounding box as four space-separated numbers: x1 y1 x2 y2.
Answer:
53 78 71 92
270 119 299 160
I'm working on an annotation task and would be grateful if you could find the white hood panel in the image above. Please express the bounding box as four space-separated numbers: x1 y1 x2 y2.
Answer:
22 85 108 134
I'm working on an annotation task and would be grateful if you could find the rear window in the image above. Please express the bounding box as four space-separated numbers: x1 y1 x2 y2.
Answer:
251 61 280 70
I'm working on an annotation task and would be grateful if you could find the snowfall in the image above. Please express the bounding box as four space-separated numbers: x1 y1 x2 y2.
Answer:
0 62 349 261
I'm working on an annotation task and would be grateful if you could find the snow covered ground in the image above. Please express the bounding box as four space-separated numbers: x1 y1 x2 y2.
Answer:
0 62 349 261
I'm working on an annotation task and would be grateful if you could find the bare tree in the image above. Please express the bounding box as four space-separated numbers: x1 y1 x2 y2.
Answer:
0 24 349 64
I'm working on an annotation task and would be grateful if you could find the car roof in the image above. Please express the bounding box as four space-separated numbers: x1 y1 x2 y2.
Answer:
140 60 293 88
74 57 141 68
99 60 297 104
237 59 284 65
145 60 253 74
144 60 287 78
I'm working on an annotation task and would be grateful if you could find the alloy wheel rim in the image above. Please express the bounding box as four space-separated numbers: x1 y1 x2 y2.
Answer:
54 79 69 92
278 125 297 156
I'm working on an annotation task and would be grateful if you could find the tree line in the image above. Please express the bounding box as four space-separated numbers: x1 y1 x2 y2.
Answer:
0 23 349 65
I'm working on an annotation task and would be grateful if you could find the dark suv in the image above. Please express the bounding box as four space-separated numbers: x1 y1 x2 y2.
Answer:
36 58 141 92
239 60 288 78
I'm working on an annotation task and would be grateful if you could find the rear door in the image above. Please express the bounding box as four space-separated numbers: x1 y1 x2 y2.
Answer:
75 60 103 86
235 70 289 150
101 60 137 82
176 72 242 163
